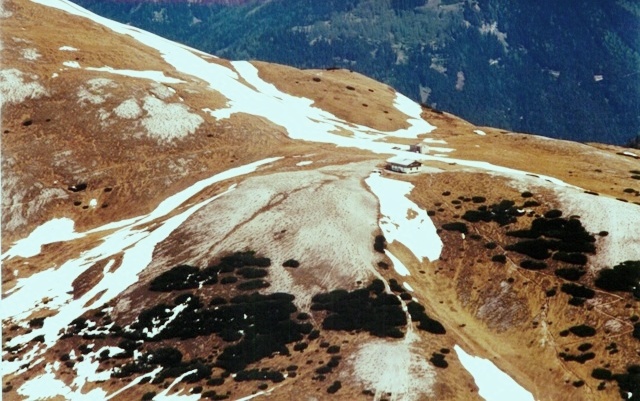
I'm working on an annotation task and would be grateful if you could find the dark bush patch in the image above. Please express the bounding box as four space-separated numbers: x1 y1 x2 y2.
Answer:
634 323 640 340
210 297 227 306
220 276 238 285
568 297 586 306
546 288 557 297
471 196 486 203
296 312 310 321
506 229 540 239
374 235 387 253
484 242 497 250
506 240 551 260
282 259 300 268
68 183 87 192
521 191 533 198
544 209 563 218
29 317 45 328
577 343 593 352
293 342 308 352
555 268 586 281
561 283 595 299
553 252 588 265
149 265 200 292
595 261 640 295
568 324 596 337
520 260 547 270
312 281 406 338
523 200 541 207
327 381 342 394
142 392 156 401
389 279 406 293
236 267 268 279
572 380 585 388
308 330 320 340
400 292 412 300
491 254 507 263
407 301 446 334
559 352 595 363
591 368 613 380
442 222 468 234
207 377 225 386
430 353 448 368
326 345 340 354
462 210 493 223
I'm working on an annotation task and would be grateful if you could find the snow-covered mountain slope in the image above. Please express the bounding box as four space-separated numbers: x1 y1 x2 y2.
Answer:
2 0 640 400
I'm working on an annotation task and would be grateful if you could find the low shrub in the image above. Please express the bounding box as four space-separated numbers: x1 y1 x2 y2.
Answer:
491 254 507 264
327 381 342 394
591 368 612 380
544 209 563 218
374 235 386 253
553 252 588 265
520 260 547 270
442 222 468 234
568 324 596 337
282 259 300 268
561 283 595 299
430 353 448 368
555 268 586 281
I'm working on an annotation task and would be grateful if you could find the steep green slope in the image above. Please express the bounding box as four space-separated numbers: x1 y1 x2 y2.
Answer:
71 0 640 144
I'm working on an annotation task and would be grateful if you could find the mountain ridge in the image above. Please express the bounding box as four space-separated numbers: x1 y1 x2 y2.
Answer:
2 0 640 400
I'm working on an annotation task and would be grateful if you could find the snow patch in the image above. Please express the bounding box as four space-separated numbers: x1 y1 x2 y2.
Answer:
0 1 13 18
474 129 487 136
366 173 443 262
77 78 115 105
296 161 313 167
140 96 204 141
150 83 176 99
63 60 81 68
403 282 414 292
18 363 108 400
21 48 41 60
454 345 534 401
386 251 410 277
0 69 48 104
114 98 142 119
351 338 435 400
2 218 81 260
86 66 185 84
59 45 78 51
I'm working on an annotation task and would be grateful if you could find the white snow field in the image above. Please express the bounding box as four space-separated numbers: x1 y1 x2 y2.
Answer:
454 345 535 401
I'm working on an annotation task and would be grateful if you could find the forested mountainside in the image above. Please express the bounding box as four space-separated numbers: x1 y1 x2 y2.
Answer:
70 0 640 145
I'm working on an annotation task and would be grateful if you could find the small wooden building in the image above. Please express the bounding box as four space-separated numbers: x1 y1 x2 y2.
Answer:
409 143 430 154
387 157 422 174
